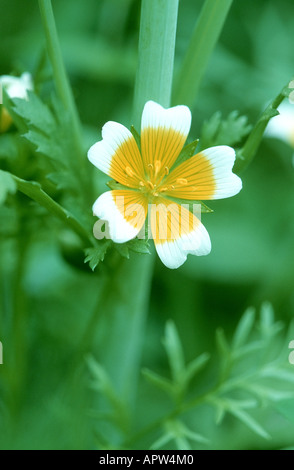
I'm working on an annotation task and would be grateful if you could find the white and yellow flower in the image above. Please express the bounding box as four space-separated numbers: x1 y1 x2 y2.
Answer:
88 101 242 269
0 72 33 133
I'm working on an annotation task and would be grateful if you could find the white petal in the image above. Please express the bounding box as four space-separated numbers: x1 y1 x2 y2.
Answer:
150 200 211 269
88 121 130 175
141 100 191 137
200 146 242 199
87 121 143 184
93 191 146 244
155 222 211 269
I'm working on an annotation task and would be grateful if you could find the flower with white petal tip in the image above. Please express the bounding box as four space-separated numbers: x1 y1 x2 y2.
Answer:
88 101 242 269
0 72 33 133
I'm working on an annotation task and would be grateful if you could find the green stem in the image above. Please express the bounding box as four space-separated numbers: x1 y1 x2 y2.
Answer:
95 0 180 412
234 79 294 173
38 0 80 125
132 0 179 126
173 0 234 107
38 0 85 172
8 172 93 246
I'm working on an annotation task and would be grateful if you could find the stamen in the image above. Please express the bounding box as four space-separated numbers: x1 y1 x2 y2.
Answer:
139 181 145 187
146 181 154 190
154 192 159 197
148 163 154 170
159 187 168 193
176 178 188 185
164 166 169 175
125 166 134 177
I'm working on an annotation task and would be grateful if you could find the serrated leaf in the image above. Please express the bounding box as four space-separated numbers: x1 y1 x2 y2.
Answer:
114 243 130 259
24 129 64 161
232 307 255 350
84 241 111 270
200 110 252 150
163 320 185 384
126 238 150 255
0 169 17 204
12 91 55 132
9 90 79 192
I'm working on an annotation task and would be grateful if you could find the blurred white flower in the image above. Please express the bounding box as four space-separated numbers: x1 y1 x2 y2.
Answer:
0 72 33 100
0 72 33 132
265 101 294 148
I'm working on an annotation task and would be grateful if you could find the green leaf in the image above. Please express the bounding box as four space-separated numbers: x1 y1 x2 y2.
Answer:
165 196 213 214
142 368 175 396
200 110 252 150
107 180 131 191
114 243 130 259
259 302 284 338
183 352 210 385
232 307 255 350
172 139 199 169
84 241 111 271
0 133 22 160
0 170 17 204
227 403 271 440
10 90 79 192
126 238 151 255
130 125 141 151
163 320 186 384
12 91 56 132
216 328 230 357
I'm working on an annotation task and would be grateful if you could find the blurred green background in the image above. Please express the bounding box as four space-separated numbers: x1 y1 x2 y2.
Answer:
1 0 294 450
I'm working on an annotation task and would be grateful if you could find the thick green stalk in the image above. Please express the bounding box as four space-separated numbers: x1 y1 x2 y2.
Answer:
100 0 179 409
38 0 85 170
173 0 234 107
133 0 179 126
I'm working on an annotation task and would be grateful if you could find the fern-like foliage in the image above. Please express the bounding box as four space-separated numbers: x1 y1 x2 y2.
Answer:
88 303 294 450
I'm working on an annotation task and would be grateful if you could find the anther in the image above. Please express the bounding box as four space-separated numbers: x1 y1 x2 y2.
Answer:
164 166 169 175
139 181 145 187
148 163 154 170
146 181 154 190
176 178 188 185
159 187 168 193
